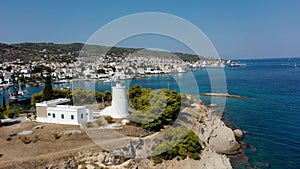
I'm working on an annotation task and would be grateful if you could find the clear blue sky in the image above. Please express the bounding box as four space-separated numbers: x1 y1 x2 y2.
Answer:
1 0 300 59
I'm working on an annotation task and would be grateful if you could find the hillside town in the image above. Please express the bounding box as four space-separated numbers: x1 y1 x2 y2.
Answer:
0 43 234 88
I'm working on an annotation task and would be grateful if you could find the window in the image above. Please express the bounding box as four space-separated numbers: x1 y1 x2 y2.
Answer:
48 113 51 116
61 114 64 119
52 113 55 118
71 115 74 120
81 114 83 119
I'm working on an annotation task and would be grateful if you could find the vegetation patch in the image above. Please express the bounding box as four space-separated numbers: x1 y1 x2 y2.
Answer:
31 87 112 107
128 85 181 131
104 116 114 123
20 136 32 144
153 127 202 164
9 133 17 137
51 133 61 140
85 122 93 128
96 119 104 126
33 135 40 143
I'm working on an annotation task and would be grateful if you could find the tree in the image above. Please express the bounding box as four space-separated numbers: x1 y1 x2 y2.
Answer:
2 95 6 111
32 88 72 107
103 90 112 102
95 91 104 102
96 68 106 74
31 91 44 106
53 88 71 99
0 113 4 119
128 85 181 131
43 76 53 101
5 66 12 72
72 88 96 106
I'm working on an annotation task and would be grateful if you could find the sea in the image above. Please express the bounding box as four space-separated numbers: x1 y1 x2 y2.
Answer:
1 58 299 169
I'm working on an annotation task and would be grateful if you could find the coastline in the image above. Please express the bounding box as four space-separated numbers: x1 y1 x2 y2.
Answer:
0 95 244 169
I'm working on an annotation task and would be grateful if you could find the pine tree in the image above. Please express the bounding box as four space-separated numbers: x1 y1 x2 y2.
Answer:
43 76 53 101
2 95 6 111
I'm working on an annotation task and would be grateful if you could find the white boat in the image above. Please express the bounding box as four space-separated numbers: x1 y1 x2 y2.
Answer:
7 82 14 86
53 79 69 84
230 63 246 67
103 79 112 83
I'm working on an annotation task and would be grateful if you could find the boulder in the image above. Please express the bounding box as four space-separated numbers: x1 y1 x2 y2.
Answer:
233 129 243 139
207 118 241 154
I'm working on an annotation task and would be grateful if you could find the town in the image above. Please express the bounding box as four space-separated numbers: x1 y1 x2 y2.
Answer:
0 42 234 88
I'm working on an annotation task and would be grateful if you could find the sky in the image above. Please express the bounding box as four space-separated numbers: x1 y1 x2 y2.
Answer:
1 0 300 59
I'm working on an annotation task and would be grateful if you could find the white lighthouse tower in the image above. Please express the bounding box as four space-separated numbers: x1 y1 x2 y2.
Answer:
100 81 129 119
111 82 129 118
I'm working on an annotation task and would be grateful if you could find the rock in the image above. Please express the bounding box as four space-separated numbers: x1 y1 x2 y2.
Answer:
202 116 241 155
233 129 243 139
254 161 270 168
62 130 82 135
18 130 33 135
33 125 44 129
121 119 130 125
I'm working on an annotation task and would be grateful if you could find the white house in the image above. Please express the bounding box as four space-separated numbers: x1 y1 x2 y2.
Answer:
100 82 129 118
36 98 93 125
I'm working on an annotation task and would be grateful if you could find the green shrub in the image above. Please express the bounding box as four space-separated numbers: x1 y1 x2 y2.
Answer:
96 119 104 126
0 113 4 119
105 116 114 123
33 135 40 143
9 133 17 137
153 128 202 163
51 133 61 140
21 136 32 144
0 106 4 113
7 112 15 118
152 156 163 164
86 122 93 128
6 137 12 141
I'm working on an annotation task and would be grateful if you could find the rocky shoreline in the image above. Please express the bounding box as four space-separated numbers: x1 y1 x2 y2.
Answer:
1 96 245 169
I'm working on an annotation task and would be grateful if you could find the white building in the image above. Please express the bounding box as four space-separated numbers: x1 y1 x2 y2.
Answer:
100 82 129 118
36 98 93 125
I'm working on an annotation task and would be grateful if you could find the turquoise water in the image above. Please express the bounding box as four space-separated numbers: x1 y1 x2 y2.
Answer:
222 58 300 169
1 58 299 168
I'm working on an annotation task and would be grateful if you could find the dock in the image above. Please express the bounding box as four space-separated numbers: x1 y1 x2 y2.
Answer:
200 93 245 98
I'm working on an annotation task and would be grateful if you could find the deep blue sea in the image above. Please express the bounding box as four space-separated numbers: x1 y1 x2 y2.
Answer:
1 58 299 168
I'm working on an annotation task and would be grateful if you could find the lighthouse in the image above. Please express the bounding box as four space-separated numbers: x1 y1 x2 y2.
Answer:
100 82 129 118
111 82 129 118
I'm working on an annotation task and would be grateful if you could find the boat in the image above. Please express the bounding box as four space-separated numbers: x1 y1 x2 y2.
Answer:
103 79 112 83
7 82 14 87
32 83 39 87
8 83 31 106
230 63 246 67
53 79 70 84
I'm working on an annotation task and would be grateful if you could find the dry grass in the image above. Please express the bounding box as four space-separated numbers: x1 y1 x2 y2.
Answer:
0 122 96 164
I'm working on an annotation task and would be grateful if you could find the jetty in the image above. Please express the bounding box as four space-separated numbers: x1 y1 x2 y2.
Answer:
200 93 245 98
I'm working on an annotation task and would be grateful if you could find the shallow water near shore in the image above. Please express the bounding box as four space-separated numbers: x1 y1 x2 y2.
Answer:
1 58 300 168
